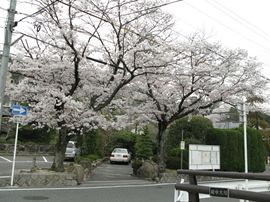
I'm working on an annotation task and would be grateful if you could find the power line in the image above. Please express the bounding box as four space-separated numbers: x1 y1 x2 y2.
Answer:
183 1 270 53
122 0 184 16
204 0 270 44
0 5 8 11
170 29 270 83
212 0 270 40
17 0 60 23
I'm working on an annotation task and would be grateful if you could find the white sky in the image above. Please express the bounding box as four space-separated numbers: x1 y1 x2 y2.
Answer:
1 0 270 78
164 0 270 78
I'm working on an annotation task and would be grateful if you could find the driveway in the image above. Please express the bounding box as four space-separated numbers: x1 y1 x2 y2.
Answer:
82 161 153 187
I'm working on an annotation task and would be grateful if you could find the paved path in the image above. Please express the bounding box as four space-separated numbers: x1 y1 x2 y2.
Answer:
83 161 154 187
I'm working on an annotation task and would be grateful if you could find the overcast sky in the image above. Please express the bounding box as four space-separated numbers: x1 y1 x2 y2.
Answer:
164 0 270 78
1 0 270 78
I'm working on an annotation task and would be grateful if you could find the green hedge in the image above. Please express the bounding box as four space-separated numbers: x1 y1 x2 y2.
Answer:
165 153 189 170
205 128 266 172
166 148 189 169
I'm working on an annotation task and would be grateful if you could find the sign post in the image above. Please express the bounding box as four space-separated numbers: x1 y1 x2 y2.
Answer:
180 130 185 170
10 121 19 186
10 104 28 186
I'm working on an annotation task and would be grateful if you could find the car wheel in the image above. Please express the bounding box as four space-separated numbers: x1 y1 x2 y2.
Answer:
110 161 113 164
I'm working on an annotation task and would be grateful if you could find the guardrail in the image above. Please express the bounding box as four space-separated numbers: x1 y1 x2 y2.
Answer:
175 169 270 202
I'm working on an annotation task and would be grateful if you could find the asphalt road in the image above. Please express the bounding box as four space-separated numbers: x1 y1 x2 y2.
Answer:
0 184 175 202
0 156 268 202
0 155 53 177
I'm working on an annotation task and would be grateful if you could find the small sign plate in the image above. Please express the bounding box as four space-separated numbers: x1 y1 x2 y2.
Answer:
209 187 229 198
11 105 28 116
180 141 185 150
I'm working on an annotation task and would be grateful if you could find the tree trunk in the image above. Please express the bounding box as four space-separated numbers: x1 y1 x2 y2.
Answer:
51 127 70 172
157 121 167 172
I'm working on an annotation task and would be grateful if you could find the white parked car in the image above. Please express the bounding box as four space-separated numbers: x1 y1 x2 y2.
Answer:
110 148 131 164
65 141 80 160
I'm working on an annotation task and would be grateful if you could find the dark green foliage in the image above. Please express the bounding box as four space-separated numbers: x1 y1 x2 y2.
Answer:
188 116 213 141
17 125 56 144
239 128 266 172
83 129 108 158
166 116 213 150
165 116 213 170
165 157 181 169
134 127 154 160
166 148 189 169
225 129 241 171
205 127 266 172
75 154 99 163
110 130 136 155
131 159 142 175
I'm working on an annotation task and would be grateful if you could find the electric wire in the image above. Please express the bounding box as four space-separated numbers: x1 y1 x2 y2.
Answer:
212 0 270 40
183 1 270 53
171 28 270 82
204 0 270 44
17 0 60 23
122 0 184 16
7 0 270 83
0 6 8 12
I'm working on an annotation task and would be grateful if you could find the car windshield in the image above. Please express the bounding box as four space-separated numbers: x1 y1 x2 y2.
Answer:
113 148 127 153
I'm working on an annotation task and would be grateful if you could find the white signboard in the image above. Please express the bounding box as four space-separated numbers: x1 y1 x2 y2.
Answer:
189 144 220 170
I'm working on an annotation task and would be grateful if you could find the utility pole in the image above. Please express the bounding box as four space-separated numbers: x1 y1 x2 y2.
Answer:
0 0 17 132
239 98 249 202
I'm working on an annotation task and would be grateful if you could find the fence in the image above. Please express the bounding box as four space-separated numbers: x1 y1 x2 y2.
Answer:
175 169 270 202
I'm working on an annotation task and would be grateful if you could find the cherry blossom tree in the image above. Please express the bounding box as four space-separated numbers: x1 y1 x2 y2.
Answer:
122 34 269 170
9 0 175 171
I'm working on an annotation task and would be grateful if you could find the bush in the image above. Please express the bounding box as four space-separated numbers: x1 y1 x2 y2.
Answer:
14 125 56 144
131 159 142 175
83 129 108 157
134 129 154 160
166 116 213 150
205 127 266 172
109 130 136 156
166 157 181 169
166 148 189 169
75 154 100 163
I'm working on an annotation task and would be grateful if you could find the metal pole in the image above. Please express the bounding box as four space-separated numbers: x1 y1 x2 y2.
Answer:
180 129 183 170
10 120 19 186
243 99 249 202
243 101 248 174
0 0 17 132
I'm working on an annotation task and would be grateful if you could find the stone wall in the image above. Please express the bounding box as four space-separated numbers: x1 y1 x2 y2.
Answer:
0 143 54 155
14 170 77 187
0 158 107 187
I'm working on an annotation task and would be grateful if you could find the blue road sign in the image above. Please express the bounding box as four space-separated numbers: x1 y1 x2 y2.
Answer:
11 105 28 116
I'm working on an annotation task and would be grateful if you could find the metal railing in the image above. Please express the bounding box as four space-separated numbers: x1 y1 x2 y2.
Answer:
175 169 270 202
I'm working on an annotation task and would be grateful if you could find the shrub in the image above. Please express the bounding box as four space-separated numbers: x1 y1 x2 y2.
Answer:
109 130 136 156
205 127 266 172
166 116 213 150
83 129 108 157
131 159 142 175
75 154 100 163
15 125 56 144
166 157 181 169
134 132 154 160
166 148 189 169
